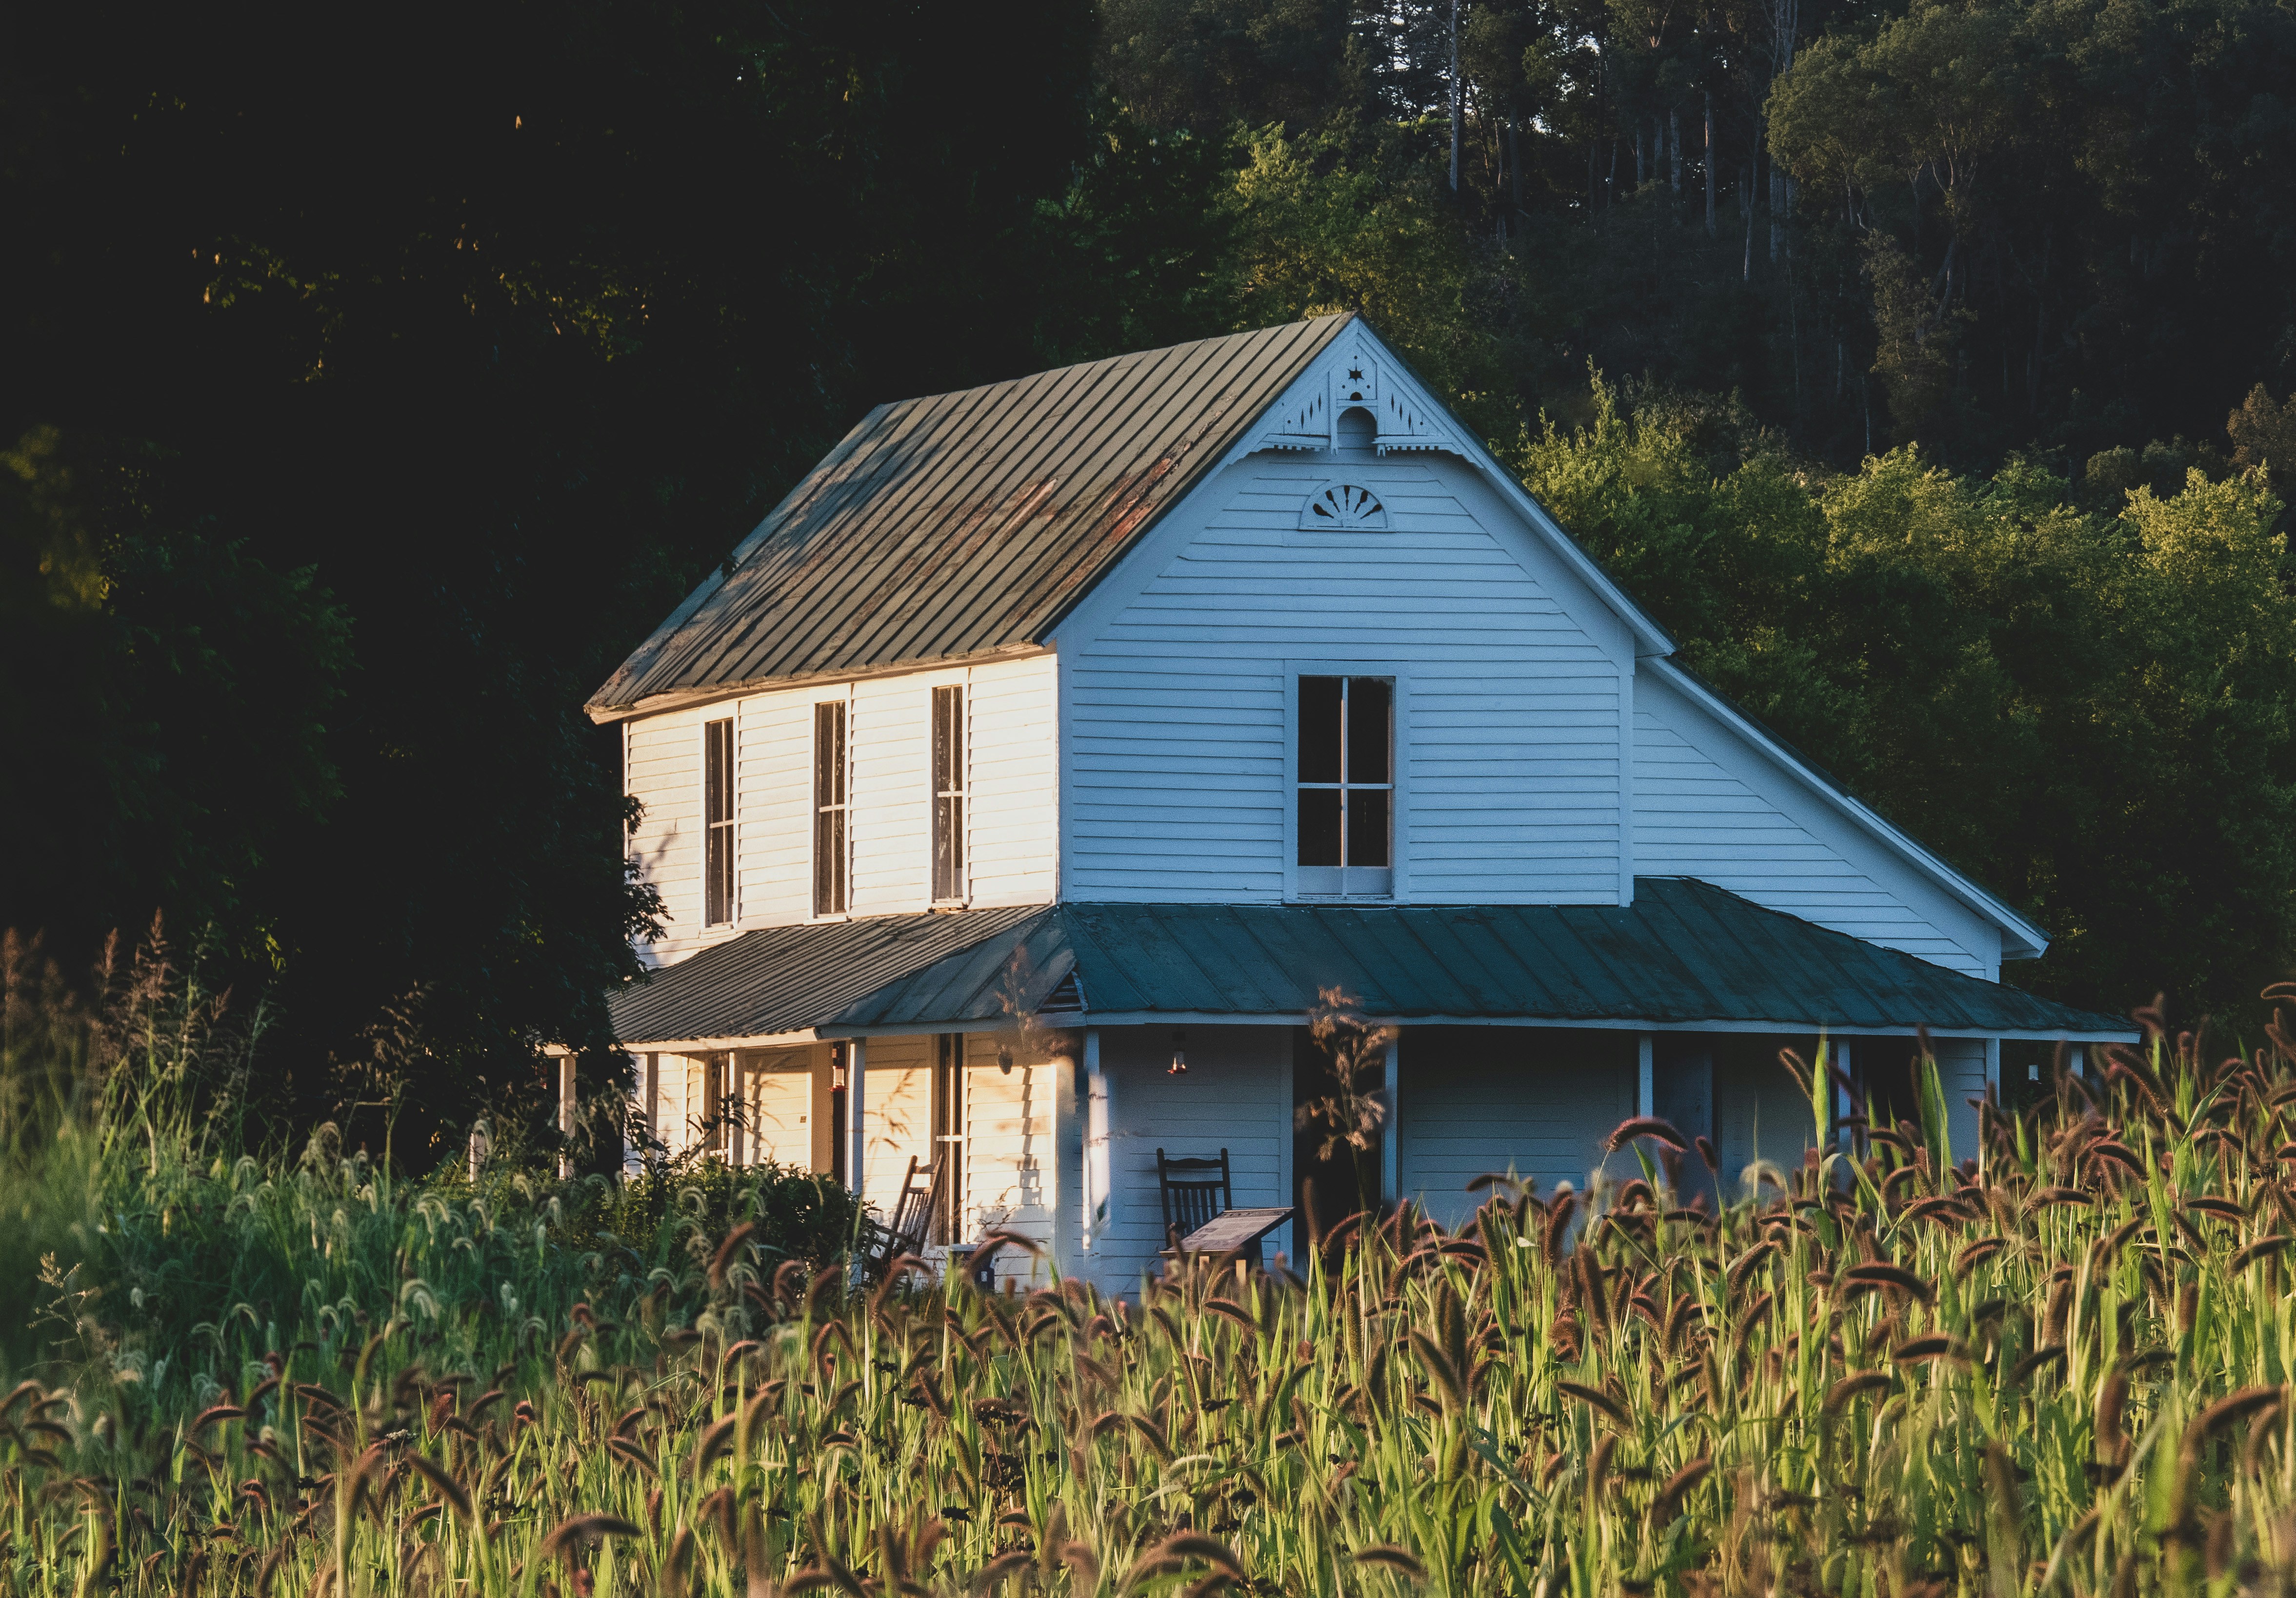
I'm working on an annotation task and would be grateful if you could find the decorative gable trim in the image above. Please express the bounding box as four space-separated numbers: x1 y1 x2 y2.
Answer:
1252 333 1464 456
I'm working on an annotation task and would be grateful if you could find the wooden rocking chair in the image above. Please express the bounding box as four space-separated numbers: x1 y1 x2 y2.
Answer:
1155 1146 1233 1250
857 1152 946 1284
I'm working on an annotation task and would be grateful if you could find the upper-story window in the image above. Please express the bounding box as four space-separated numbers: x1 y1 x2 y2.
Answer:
1298 675 1392 898
932 685 966 903
703 717 735 925
813 701 848 915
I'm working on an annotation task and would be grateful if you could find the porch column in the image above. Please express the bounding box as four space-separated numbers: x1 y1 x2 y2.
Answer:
1083 1029 1111 1253
1636 1033 1655 1118
1836 1039 1854 1156
1381 1034 1399 1208
1983 1036 2002 1170
729 1052 745 1168
558 1054 575 1181
2069 1043 2087 1081
625 1053 650 1175
845 1039 868 1201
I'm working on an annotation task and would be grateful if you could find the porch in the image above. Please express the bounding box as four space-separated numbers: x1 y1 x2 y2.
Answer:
606 880 2136 1293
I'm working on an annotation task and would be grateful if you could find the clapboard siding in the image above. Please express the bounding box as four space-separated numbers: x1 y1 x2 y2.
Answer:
624 655 1058 964
960 1032 1061 1288
851 680 931 915
1064 456 1628 904
967 656 1059 908
736 695 815 928
1632 668 1997 978
858 1035 933 1219
1081 1027 1292 1294
624 709 734 967
740 1046 817 1169
1397 1028 1635 1228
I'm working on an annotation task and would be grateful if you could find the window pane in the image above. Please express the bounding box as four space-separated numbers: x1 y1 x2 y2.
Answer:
934 794 962 900
1346 679 1391 786
933 686 960 794
1299 676 1342 784
705 719 732 825
1346 787 1390 868
1298 787 1342 866
706 824 729 925
815 807 845 914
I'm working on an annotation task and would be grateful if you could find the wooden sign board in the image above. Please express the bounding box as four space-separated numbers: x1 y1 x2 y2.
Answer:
1178 1206 1294 1255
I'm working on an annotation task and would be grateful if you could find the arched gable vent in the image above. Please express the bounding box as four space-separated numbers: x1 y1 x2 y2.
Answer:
1299 482 1389 532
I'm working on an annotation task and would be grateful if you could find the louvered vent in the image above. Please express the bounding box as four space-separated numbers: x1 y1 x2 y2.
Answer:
1038 970 1087 1015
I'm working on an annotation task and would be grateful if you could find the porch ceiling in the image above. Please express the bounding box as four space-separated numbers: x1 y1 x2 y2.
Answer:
607 879 2134 1049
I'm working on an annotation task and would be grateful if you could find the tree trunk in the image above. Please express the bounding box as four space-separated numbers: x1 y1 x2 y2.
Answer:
1670 108 1682 197
1635 121 1645 188
1510 117 1522 208
1703 91 1717 237
1448 0 1461 193
1770 164 1785 260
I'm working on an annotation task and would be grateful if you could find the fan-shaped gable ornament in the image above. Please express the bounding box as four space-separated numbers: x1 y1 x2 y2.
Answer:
1299 482 1388 532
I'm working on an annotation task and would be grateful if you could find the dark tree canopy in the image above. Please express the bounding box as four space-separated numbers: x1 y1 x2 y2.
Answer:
6 0 2296 1153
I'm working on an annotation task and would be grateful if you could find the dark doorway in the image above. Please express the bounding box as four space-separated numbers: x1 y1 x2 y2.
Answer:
1653 1041 1717 1206
1293 1026 1377 1240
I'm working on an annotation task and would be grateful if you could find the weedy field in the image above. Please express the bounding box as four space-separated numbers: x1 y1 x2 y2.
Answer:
10 969 2296 1596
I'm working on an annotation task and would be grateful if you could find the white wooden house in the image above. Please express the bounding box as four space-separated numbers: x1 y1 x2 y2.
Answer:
588 315 2131 1290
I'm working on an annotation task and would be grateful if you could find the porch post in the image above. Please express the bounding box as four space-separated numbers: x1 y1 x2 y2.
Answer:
624 1054 648 1175
1084 1029 1111 1253
558 1054 575 1181
1636 1033 1654 1118
1381 1034 1400 1209
2069 1043 2087 1081
1836 1039 1854 1155
643 1052 659 1155
1983 1036 2001 1171
729 1052 745 1168
846 1038 869 1202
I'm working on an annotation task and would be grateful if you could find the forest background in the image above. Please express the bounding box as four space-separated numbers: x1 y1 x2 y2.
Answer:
4 0 2295 1164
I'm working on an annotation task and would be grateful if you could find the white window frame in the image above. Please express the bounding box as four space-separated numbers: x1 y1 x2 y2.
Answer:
702 714 737 927
929 677 969 908
1284 661 1410 903
811 690 854 920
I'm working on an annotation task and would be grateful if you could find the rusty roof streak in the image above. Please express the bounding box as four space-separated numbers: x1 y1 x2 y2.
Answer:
588 317 1352 717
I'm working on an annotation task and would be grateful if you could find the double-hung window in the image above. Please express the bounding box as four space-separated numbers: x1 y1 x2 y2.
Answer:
703 717 735 926
1297 675 1393 897
931 685 966 904
813 701 849 916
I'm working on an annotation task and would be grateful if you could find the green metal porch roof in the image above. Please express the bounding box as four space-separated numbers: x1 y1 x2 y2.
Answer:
607 878 2132 1047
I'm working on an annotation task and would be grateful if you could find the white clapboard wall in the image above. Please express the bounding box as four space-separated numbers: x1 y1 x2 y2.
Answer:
1632 667 1998 979
1076 1027 1292 1294
739 1047 815 1169
1059 454 1634 906
1396 1027 1637 1229
622 654 1056 967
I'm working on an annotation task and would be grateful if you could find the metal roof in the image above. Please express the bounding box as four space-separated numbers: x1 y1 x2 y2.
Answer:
607 879 2131 1047
588 316 1353 720
607 904 1050 1046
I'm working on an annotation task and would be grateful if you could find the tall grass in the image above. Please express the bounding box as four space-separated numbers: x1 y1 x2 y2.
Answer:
9 937 2296 1596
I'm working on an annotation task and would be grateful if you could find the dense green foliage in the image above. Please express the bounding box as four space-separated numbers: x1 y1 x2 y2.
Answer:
7 0 2296 1146
15 947 2296 1594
